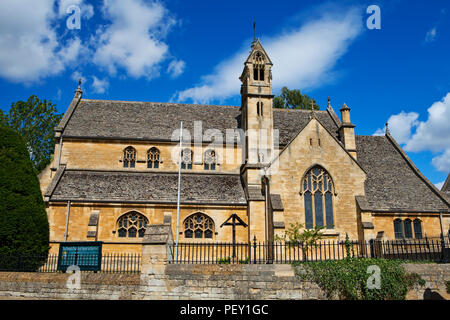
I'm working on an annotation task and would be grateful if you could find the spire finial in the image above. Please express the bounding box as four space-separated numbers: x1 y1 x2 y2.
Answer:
385 122 390 134
75 77 83 97
253 20 256 41
327 97 331 107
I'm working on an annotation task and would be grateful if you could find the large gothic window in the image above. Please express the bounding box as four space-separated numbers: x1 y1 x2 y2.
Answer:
302 166 334 229
117 211 149 238
183 213 214 239
123 146 136 168
204 149 216 171
181 148 193 170
147 147 160 169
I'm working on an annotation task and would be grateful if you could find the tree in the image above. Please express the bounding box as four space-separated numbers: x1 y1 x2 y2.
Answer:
0 124 49 265
5 95 62 173
0 109 6 126
273 87 320 110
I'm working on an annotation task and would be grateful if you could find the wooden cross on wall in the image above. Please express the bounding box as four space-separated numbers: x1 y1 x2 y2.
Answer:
220 213 248 260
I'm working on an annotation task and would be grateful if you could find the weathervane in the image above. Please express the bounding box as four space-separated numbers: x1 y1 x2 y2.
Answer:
253 20 256 41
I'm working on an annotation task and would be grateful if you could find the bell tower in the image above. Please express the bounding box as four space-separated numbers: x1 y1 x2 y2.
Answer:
240 39 275 243
239 39 274 165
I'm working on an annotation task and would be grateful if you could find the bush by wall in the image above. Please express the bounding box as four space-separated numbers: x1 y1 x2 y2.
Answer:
295 258 424 300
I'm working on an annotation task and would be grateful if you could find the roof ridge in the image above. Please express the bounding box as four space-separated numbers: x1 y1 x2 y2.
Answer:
81 99 239 108
273 108 327 113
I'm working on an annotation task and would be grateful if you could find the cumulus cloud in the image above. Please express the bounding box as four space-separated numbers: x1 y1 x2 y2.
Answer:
167 59 186 78
373 111 419 144
0 0 83 83
93 0 174 79
375 93 450 173
91 76 109 94
173 7 363 103
57 0 94 19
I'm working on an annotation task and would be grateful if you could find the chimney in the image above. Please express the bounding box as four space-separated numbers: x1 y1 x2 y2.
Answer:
339 103 357 159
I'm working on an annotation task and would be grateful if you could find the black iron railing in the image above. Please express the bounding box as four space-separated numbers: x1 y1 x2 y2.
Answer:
0 253 141 273
169 235 450 264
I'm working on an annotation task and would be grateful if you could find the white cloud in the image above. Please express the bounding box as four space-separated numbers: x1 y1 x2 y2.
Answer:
432 149 450 173
57 0 94 19
92 0 174 79
425 27 437 43
0 0 83 83
404 93 450 153
167 59 185 78
91 76 109 94
173 7 363 103
373 111 419 144
375 93 450 173
435 181 445 190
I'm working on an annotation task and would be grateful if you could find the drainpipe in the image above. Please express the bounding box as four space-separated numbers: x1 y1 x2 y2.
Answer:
64 201 71 242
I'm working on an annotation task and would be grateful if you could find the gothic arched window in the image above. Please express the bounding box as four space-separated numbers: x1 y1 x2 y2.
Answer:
183 213 214 239
147 147 160 169
123 146 136 168
404 219 413 239
302 166 334 229
413 219 423 239
204 149 216 171
181 148 192 170
394 218 403 239
117 211 148 238
253 52 264 81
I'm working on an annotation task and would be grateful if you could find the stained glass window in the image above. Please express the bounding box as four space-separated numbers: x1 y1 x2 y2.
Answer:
184 213 214 239
117 211 148 238
404 219 413 238
147 147 160 169
123 146 136 168
181 148 192 170
394 219 403 239
204 149 216 170
302 166 334 229
413 219 423 239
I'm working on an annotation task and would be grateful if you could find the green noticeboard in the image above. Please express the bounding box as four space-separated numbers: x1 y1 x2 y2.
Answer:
57 242 103 272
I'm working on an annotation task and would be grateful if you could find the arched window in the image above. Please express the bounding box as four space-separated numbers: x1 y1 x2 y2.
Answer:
257 102 263 116
413 219 423 239
123 146 136 168
253 52 264 81
181 148 192 170
117 211 148 238
394 218 403 239
147 147 160 169
404 219 413 238
204 149 216 170
183 213 214 239
302 166 334 229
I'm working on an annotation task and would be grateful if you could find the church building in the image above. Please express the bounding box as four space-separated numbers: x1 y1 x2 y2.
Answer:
39 39 450 254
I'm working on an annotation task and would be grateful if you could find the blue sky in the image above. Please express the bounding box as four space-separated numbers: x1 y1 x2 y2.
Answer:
0 0 449 187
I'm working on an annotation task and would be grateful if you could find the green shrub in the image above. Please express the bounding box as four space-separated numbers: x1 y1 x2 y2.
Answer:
295 258 425 300
217 257 231 264
0 124 49 270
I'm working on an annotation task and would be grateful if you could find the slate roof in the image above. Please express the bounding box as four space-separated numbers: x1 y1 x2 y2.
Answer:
48 169 247 205
61 99 339 145
355 135 449 212
442 174 450 193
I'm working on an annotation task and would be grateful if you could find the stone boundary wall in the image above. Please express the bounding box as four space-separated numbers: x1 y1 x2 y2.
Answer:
0 263 448 300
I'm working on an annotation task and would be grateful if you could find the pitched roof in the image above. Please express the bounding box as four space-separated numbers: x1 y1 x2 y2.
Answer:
47 169 247 205
355 135 449 212
61 99 340 145
442 174 450 193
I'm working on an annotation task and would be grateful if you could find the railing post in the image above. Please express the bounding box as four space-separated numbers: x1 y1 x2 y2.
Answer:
252 236 257 264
